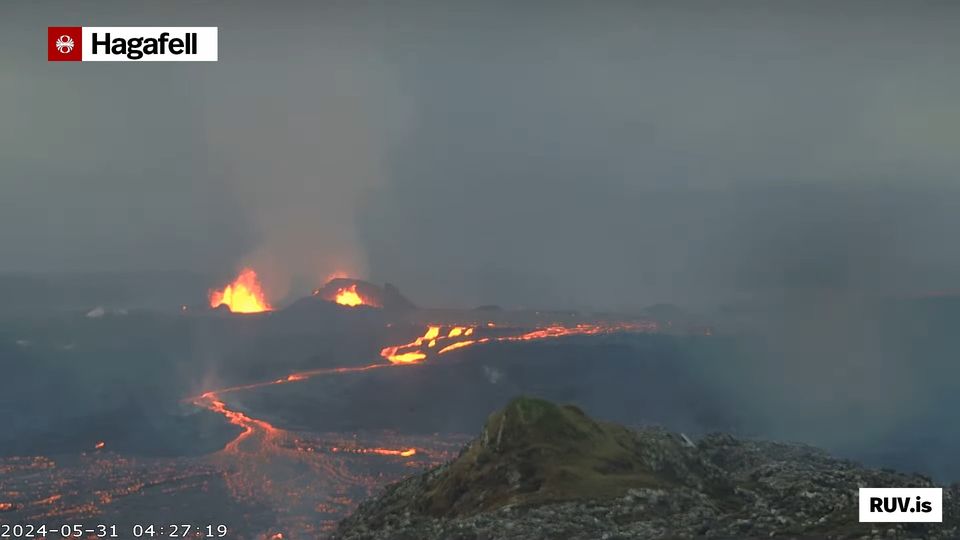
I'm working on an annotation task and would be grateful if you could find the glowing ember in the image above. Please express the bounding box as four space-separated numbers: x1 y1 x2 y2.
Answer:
94 441 105 450
209 268 273 313
34 494 62 505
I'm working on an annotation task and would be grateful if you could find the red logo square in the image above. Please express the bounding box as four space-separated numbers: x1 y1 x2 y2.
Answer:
48 27 82 61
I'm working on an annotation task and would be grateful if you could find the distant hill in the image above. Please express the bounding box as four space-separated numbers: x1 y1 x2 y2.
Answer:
335 397 959 539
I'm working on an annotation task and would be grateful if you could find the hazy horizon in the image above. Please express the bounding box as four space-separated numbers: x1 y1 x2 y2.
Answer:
4 1 960 310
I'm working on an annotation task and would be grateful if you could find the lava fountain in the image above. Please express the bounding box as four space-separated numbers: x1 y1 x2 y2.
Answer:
313 278 392 308
333 284 380 307
209 268 273 313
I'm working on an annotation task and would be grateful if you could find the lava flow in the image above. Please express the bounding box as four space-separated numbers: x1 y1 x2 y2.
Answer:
193 319 660 448
330 447 417 457
189 362 403 454
379 325 441 364
189 317 662 462
194 363 390 400
183 315 658 535
379 320 657 365
202 397 281 453
209 268 273 313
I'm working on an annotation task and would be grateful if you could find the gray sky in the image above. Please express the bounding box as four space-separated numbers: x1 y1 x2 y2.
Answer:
3 1 960 308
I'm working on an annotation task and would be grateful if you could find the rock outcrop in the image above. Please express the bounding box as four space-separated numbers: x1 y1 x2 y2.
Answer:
335 397 959 539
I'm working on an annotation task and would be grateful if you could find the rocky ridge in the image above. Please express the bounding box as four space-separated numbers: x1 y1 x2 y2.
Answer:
334 397 958 539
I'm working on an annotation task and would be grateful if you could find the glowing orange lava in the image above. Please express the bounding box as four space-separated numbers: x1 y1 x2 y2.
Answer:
154 312 667 531
437 339 480 354
209 268 273 313
191 318 660 458
382 351 427 364
34 494 62 505
189 363 403 454
379 321 659 365
505 322 658 342
332 284 380 307
329 447 417 457
193 363 390 401
380 325 442 364
191 361 421 466
202 397 280 453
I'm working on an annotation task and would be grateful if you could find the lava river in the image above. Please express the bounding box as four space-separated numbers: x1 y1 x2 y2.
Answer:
187 319 659 537
192 319 659 454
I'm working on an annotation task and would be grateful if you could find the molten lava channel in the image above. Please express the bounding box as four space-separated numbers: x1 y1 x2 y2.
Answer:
180 286 666 536
192 386 420 458
203 397 280 453
209 268 272 313
378 321 658 365
191 317 659 460
330 447 417 457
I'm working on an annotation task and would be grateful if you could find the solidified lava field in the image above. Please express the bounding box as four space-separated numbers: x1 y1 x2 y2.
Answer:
2 291 713 539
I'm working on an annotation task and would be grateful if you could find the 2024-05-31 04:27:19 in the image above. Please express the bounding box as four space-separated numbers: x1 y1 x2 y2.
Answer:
0 524 229 538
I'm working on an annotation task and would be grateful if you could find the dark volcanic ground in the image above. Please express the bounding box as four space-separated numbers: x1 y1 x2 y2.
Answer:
238 334 734 436
3 290 960 537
